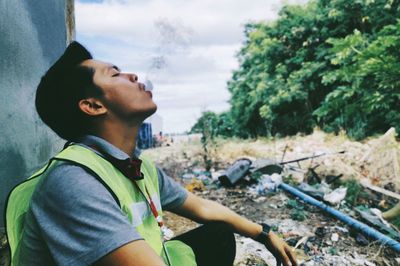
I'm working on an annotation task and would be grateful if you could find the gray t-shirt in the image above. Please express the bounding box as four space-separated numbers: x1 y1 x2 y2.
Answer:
19 135 187 266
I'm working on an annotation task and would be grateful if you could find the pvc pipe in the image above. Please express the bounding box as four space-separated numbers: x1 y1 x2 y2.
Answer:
279 182 400 253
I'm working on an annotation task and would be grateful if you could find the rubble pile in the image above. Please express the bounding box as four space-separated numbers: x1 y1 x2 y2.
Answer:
145 128 400 265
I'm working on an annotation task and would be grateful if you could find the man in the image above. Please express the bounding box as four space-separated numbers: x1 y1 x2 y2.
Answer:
6 42 297 266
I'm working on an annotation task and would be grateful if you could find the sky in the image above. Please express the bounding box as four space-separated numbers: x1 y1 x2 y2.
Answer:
75 0 308 133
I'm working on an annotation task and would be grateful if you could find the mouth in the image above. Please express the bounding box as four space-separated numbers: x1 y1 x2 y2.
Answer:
145 90 153 98
138 82 146 91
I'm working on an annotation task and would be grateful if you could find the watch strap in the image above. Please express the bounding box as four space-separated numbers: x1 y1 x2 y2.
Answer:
255 223 271 244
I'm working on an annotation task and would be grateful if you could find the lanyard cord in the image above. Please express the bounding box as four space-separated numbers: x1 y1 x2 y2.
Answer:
132 182 172 266
85 144 172 265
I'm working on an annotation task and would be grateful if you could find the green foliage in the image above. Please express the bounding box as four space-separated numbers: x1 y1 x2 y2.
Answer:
392 216 400 229
192 0 400 140
340 178 362 206
190 111 219 171
285 199 308 221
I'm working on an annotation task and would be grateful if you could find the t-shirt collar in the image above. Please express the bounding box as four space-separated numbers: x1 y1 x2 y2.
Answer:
77 135 141 160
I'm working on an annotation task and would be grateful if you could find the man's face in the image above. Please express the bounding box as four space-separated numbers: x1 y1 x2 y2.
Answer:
81 59 157 122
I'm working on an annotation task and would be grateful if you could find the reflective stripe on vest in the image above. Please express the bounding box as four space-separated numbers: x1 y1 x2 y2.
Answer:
6 144 196 266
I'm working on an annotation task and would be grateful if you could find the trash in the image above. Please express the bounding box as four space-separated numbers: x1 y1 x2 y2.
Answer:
383 202 400 221
218 158 252 187
185 179 205 192
280 182 400 253
355 207 400 240
182 173 195 180
305 166 321 185
354 232 369 246
331 233 339 242
250 174 282 195
250 158 283 175
369 208 391 227
323 187 347 205
325 174 343 184
315 227 326 238
280 151 346 166
297 182 331 200
253 196 266 203
334 226 349 234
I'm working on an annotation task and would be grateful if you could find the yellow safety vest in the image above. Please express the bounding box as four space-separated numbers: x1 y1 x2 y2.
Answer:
6 144 196 266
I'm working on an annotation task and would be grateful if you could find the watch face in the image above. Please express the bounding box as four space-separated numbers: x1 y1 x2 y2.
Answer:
261 223 271 234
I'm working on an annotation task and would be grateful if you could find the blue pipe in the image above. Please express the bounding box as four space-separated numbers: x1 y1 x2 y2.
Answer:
279 182 400 253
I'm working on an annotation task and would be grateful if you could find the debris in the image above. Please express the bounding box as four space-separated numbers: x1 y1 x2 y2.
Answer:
315 227 327 238
144 129 400 265
249 158 283 175
383 202 400 221
323 187 347 205
297 182 331 200
280 182 400 253
354 233 369 246
360 178 400 201
355 207 400 241
219 158 252 187
294 235 309 249
305 166 321 185
253 196 266 203
250 174 282 195
325 174 343 184
280 151 345 165
331 233 339 242
334 226 349 234
185 179 205 192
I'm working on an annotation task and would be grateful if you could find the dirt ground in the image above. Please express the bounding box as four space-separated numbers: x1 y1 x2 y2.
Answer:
145 129 400 265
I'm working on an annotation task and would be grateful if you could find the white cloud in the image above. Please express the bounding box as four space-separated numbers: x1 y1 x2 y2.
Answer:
75 0 308 133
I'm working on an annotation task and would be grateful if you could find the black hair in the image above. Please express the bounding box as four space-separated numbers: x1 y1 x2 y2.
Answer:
35 41 102 141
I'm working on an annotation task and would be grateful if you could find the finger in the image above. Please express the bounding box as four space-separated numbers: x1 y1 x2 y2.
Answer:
286 247 298 266
281 253 291 266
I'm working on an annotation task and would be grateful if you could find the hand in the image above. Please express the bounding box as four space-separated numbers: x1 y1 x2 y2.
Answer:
264 231 298 266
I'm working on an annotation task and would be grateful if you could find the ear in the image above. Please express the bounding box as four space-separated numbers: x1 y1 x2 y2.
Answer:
78 98 107 116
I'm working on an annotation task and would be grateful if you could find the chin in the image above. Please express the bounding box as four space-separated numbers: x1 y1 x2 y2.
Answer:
142 105 157 119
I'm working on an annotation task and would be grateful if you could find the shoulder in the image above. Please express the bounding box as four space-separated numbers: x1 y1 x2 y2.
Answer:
32 162 117 210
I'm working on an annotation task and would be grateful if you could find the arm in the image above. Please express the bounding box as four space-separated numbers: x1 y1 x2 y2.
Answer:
94 240 166 266
172 192 262 238
172 192 298 266
31 164 168 266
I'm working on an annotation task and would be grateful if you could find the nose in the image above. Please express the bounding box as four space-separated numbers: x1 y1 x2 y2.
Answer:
129 73 138 82
123 73 138 82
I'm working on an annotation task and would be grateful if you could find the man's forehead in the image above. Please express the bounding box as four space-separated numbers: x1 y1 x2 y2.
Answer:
80 59 111 69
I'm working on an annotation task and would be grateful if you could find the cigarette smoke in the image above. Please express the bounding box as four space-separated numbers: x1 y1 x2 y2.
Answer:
146 18 193 80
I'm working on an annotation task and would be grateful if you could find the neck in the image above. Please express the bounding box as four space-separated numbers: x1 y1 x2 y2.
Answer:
94 119 141 157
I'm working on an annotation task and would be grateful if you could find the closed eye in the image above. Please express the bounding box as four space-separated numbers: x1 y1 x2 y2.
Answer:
110 65 121 77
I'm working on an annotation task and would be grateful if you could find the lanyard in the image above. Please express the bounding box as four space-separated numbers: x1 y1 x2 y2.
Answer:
85 143 173 265
133 182 163 227
132 181 173 266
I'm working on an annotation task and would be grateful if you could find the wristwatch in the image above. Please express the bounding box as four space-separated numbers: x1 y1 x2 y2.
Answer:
255 223 271 244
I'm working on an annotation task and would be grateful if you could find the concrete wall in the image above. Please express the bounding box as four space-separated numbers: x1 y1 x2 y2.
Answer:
0 0 72 228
